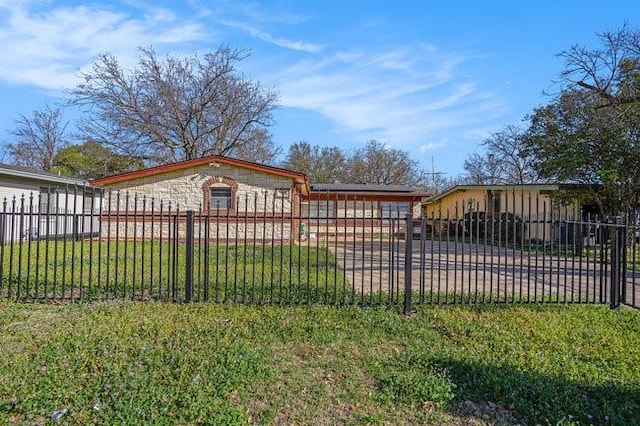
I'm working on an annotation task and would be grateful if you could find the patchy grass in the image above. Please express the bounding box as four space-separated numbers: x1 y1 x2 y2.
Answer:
1 302 639 425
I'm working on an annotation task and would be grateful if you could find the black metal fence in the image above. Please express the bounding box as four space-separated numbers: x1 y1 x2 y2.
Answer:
0 188 638 310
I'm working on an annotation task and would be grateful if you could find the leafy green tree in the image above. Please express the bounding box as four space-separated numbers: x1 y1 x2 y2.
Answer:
525 89 640 214
524 24 640 215
53 141 144 180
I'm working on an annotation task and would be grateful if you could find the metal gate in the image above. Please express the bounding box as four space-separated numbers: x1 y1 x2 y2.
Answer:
400 214 638 312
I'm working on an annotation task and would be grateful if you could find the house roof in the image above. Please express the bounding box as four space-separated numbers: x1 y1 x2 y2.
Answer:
90 155 310 195
0 163 90 186
424 184 562 204
309 183 430 201
311 183 426 193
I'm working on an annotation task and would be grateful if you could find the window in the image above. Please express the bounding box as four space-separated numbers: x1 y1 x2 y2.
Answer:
275 188 290 199
210 187 231 209
380 201 411 220
301 200 335 220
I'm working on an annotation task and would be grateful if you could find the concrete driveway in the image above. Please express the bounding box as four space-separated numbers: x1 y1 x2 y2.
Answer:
326 238 639 306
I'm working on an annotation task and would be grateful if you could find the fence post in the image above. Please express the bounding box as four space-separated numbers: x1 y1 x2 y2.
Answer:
185 210 194 302
609 216 624 309
404 213 413 315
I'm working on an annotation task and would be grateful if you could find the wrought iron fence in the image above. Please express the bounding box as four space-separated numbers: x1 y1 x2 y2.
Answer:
0 187 637 310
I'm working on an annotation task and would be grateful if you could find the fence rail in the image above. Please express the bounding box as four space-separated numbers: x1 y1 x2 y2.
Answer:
0 188 638 310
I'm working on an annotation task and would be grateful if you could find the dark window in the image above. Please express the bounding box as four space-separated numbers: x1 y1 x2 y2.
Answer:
210 187 231 209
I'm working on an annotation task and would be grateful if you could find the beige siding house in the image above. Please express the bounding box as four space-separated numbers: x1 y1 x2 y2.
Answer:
423 184 583 242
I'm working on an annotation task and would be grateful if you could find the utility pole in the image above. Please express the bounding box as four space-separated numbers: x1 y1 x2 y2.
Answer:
423 157 446 192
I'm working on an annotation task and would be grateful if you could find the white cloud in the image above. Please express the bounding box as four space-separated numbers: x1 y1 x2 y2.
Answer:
418 141 448 153
266 46 505 156
0 2 206 90
222 20 323 53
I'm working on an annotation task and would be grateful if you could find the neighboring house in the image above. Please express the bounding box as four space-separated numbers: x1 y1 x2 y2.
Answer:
0 164 101 242
422 184 584 242
89 156 430 241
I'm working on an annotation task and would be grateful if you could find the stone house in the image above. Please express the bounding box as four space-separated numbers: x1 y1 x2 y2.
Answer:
90 156 429 242
90 156 308 242
305 183 428 238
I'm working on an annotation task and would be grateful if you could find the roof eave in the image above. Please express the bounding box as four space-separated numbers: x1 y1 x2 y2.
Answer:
0 167 89 186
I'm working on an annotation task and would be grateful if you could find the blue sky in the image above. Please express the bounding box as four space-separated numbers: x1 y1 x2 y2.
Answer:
0 0 638 178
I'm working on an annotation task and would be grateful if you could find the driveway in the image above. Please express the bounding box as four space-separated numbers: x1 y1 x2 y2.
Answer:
326 238 639 306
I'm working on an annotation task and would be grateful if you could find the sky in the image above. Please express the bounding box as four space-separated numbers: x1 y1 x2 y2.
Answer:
0 0 638 179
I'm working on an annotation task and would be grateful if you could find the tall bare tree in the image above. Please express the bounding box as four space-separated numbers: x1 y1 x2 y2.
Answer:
70 46 279 165
558 23 640 108
462 125 541 185
5 105 69 171
347 140 422 186
231 129 281 165
283 141 348 183
462 152 502 184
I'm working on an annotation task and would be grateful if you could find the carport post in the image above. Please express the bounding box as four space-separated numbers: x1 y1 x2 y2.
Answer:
404 213 413 315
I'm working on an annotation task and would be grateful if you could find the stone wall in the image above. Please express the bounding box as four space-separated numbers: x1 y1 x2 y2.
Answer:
101 162 295 213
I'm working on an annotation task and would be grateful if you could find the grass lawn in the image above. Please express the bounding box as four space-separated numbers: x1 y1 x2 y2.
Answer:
1 302 639 425
0 242 348 303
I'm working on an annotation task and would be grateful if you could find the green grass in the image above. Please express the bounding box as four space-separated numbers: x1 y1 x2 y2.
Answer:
1 302 639 425
0 241 348 303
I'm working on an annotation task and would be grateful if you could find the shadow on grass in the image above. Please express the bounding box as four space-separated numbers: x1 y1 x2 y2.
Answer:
435 357 638 424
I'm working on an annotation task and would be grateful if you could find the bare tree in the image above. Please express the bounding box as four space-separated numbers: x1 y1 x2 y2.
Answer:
231 129 281 165
462 152 502 184
70 46 279 165
424 171 460 194
347 140 422 186
484 125 541 184
558 23 640 107
283 141 348 183
462 125 541 185
5 105 69 171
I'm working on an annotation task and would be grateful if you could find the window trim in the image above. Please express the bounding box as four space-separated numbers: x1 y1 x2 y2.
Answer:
202 176 238 212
